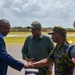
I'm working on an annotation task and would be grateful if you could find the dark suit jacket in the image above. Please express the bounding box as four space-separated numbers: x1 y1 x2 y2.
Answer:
0 38 24 75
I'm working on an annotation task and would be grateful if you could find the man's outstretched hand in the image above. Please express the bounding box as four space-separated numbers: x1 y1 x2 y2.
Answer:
24 61 34 69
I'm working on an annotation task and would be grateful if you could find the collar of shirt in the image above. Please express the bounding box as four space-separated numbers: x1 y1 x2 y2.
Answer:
31 33 44 39
55 41 69 52
0 33 4 40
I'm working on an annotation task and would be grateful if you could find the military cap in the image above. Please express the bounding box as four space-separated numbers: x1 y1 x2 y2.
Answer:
27 21 41 29
48 26 67 37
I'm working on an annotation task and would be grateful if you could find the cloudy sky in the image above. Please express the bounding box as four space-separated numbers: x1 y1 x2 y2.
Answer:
0 0 75 28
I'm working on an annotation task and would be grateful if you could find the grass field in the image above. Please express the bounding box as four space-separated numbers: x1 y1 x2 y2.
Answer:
4 32 75 46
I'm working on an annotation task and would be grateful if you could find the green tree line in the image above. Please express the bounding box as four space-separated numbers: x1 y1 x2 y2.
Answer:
10 26 75 32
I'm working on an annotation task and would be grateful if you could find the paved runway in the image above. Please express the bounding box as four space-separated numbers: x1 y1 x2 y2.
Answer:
7 46 26 75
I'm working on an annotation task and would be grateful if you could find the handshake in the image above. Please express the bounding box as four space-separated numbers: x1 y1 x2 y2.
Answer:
24 58 38 69
25 61 35 68
24 58 39 75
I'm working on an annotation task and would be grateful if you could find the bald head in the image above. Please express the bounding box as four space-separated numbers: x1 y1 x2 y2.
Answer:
0 19 10 36
0 19 10 27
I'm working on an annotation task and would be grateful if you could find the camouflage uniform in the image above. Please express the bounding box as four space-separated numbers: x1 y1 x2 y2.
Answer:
48 26 75 75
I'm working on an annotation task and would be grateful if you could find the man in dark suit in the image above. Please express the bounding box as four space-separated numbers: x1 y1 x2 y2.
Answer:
0 19 28 75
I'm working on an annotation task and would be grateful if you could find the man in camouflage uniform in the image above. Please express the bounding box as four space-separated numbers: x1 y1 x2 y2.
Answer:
29 26 75 75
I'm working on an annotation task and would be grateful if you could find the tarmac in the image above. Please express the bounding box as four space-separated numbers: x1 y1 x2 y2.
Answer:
7 46 25 75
